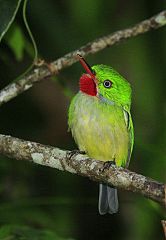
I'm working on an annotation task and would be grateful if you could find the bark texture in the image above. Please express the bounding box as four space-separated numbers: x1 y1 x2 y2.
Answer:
0 134 164 204
0 10 166 106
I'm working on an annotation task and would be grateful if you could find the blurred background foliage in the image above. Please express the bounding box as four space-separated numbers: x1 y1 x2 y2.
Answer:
0 0 165 239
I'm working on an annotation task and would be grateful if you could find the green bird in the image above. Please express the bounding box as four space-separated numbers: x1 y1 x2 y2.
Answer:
68 54 134 214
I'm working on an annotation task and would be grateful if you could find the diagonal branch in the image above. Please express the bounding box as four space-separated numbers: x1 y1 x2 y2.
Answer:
0 134 164 204
0 10 166 106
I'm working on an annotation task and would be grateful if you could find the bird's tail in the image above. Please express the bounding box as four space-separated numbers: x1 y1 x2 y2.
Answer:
98 183 119 215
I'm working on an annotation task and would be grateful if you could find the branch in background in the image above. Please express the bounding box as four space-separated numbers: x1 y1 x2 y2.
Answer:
0 134 164 204
162 220 166 238
0 10 166 106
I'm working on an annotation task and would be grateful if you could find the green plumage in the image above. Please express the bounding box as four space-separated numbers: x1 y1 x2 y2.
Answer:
68 64 134 167
68 61 134 214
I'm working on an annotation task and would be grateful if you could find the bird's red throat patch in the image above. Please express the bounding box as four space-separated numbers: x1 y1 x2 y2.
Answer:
79 74 97 96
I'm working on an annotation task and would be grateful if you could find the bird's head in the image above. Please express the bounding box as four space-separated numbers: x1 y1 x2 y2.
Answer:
78 54 132 108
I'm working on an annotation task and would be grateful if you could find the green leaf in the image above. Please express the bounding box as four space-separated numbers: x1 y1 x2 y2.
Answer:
1 0 38 80
0 0 22 42
0 225 74 240
5 23 25 61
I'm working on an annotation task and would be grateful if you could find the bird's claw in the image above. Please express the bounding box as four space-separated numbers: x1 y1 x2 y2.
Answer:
66 150 86 160
101 160 116 172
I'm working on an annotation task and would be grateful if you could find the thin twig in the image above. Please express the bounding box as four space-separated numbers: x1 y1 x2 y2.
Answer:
0 10 166 106
0 134 164 204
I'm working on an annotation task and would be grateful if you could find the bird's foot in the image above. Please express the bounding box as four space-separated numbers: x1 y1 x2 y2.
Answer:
66 150 86 160
101 160 116 172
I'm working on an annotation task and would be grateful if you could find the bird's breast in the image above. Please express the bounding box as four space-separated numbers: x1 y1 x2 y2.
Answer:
68 92 130 167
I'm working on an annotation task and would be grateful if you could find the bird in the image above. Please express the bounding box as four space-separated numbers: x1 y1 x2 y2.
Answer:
68 54 134 214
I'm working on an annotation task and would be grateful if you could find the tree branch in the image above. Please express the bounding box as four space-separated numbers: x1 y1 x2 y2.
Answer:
0 134 164 204
161 220 166 238
0 10 166 106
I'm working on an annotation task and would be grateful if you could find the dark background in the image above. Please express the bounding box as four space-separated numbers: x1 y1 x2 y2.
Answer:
0 0 165 239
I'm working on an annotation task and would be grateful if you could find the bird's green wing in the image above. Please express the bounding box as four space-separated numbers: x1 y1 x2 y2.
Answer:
123 108 134 168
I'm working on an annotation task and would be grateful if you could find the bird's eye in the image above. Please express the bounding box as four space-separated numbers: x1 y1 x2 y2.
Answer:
103 80 112 88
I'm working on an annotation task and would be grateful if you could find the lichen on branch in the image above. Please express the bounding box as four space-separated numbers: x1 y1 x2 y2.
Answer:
0 10 166 106
0 10 165 209
0 134 164 204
